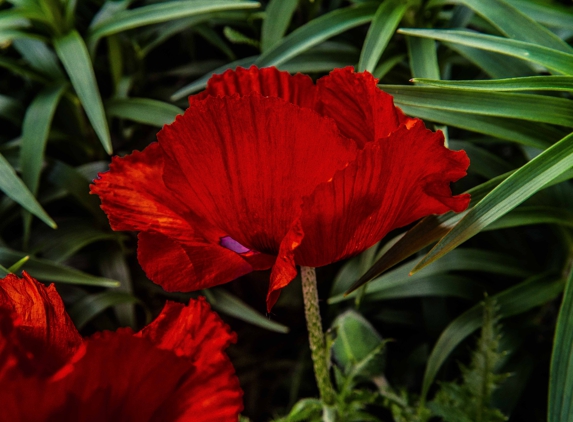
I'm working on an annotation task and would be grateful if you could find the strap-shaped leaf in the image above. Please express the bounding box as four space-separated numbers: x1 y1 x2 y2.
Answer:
457 0 573 53
54 30 112 153
0 152 55 228
69 291 143 329
413 131 573 273
261 0 299 53
549 263 573 422
0 246 119 287
398 29 573 75
382 85 573 128
256 3 378 67
413 76 573 91
88 0 260 44
106 98 183 127
358 0 409 72
205 288 289 333
422 272 564 400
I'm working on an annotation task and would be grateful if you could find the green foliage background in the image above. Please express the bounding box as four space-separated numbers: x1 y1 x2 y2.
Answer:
1 0 573 420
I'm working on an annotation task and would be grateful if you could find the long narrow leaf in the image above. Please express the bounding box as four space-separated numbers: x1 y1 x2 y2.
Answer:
88 1 260 44
413 76 573 91
358 0 409 72
457 0 572 53
261 0 298 53
398 29 573 75
68 291 142 329
382 85 573 128
413 131 573 273
255 3 378 67
549 261 573 421
54 30 112 153
106 98 182 127
0 247 119 287
0 152 55 228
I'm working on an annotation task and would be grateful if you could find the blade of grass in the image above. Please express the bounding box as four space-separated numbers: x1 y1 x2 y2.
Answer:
106 98 182 127
457 0 572 53
358 0 409 72
549 257 573 422
398 29 573 75
0 152 55 228
88 1 261 45
397 104 560 149
382 85 573 128
255 2 378 67
206 288 289 333
413 76 573 91
413 131 573 273
0 246 119 287
54 30 112 154
261 0 298 53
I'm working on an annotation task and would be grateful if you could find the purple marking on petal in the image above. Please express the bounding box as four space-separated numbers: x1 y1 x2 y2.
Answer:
220 236 252 254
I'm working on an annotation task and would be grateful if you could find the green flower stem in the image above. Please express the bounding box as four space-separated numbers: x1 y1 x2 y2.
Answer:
301 266 336 407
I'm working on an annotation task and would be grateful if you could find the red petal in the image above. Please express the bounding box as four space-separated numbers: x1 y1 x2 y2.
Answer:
194 66 318 109
316 67 402 148
0 299 243 422
267 218 304 312
0 272 81 375
159 94 356 256
92 143 261 292
296 120 470 267
137 232 254 292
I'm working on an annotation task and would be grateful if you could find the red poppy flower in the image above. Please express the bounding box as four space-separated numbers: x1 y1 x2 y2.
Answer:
0 272 243 421
92 66 470 312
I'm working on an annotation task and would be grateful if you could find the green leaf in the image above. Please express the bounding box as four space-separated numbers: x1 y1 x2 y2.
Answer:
255 3 378 67
20 84 66 236
206 288 289 333
413 75 573 91
171 56 257 100
0 152 55 228
0 56 50 83
413 131 573 273
398 29 573 75
443 42 534 78
382 85 573 128
261 0 298 53
422 272 564 400
449 140 514 179
278 43 358 74
0 95 24 124
106 98 183 127
7 255 29 273
510 0 573 30
485 206 573 231
406 37 440 79
331 310 385 378
357 0 408 72
332 247 532 303
13 39 65 79
68 291 142 329
457 0 572 53
549 260 573 422
54 30 112 154
88 1 261 45
0 246 119 287
397 103 560 149
345 173 512 293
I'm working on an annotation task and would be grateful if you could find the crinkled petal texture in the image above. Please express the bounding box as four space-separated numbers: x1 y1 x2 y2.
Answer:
0 272 81 376
0 273 243 422
93 66 470 311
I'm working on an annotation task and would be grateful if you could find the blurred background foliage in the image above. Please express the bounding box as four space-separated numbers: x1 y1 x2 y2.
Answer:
1 0 573 420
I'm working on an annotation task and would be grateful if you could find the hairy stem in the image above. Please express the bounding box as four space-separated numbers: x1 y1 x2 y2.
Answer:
301 266 336 407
